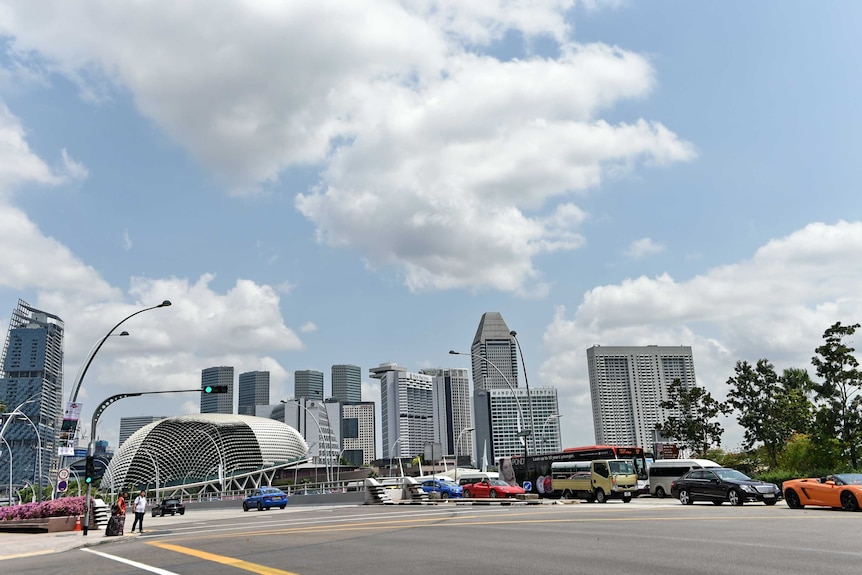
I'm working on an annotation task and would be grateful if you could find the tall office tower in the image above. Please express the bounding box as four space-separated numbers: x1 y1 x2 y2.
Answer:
238 371 270 416
277 398 338 469
471 312 519 392
421 368 473 463
331 364 361 402
294 369 324 400
200 366 234 414
339 401 376 466
0 300 64 493
119 416 166 447
473 385 561 462
370 363 434 460
586 345 697 450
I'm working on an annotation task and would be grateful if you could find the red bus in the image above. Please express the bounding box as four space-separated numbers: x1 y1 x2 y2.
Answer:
501 445 649 498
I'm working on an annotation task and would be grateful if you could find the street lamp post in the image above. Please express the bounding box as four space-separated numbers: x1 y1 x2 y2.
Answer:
13 412 42 502
540 414 562 452
454 427 475 485
448 350 529 458
282 400 331 484
0 436 11 505
70 301 171 535
509 331 536 455
195 428 226 497
390 437 403 478
0 398 43 502
139 449 159 502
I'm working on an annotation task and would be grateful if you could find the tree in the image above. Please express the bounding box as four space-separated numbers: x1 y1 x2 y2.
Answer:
725 360 813 468
811 322 862 468
656 379 730 457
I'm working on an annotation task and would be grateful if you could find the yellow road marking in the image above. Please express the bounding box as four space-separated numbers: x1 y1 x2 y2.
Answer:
148 541 300 575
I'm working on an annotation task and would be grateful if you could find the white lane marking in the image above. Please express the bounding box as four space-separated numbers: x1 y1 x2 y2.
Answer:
81 548 181 575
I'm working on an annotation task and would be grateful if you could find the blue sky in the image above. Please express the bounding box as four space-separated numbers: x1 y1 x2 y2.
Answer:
1 1 861 455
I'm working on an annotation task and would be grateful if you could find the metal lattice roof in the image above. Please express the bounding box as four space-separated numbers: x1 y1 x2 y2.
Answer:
103 414 309 490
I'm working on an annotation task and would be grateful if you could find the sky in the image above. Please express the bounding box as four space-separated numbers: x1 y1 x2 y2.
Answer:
1 1 861 457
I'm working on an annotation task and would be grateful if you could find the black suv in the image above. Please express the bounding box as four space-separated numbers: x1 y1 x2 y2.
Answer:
152 498 186 517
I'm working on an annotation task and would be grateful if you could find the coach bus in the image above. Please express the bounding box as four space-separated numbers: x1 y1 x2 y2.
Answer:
501 445 649 498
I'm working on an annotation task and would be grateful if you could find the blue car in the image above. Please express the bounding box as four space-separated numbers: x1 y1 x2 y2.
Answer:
243 487 288 511
421 478 463 499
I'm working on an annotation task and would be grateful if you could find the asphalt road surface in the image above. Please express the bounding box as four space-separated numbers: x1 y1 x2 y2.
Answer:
6 498 862 575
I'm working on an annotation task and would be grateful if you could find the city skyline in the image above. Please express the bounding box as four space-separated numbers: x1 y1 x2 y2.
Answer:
1 3 860 455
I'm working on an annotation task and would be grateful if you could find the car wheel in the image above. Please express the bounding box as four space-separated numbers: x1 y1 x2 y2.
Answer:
489 490 498 498
712 500 723 505
678 489 693 505
728 489 744 506
784 489 804 509
655 486 666 498
463 489 471 498
152 510 157 517
179 510 185 515
595 489 607 504
243 503 249 512
280 505 286 510
764 500 777 506
257 501 264 511
622 496 632 503
441 492 449 499
562 489 573 500
841 491 859 511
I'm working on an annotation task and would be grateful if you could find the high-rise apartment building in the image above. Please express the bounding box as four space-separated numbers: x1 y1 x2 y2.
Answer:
421 367 473 463
586 345 697 449
294 370 324 400
238 371 270 416
200 366 234 414
275 398 338 469
331 364 361 402
119 416 166 447
338 401 376 466
370 363 434 460
0 300 64 493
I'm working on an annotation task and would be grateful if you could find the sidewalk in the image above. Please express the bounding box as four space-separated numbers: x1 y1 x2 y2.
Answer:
0 525 124 561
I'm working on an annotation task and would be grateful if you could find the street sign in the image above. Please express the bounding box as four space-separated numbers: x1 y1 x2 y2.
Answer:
57 480 68 493
58 468 70 481
523 481 532 492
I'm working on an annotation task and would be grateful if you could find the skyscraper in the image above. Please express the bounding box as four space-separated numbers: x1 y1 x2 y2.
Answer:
587 345 697 450
0 300 64 494
470 312 519 392
200 366 234 414
119 416 166 447
421 367 472 462
338 401 376 466
238 371 270 416
294 370 324 400
370 363 434 460
331 364 361 402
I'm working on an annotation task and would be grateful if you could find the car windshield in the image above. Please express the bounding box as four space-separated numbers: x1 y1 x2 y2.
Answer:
713 468 752 481
164 499 179 504
438 479 458 486
835 474 862 485
488 480 511 487
609 461 635 474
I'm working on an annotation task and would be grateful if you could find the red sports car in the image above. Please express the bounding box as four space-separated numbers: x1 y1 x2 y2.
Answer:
782 473 862 511
462 478 525 499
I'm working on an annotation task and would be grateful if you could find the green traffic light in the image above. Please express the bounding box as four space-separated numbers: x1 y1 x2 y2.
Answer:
85 477 92 484
204 386 213 393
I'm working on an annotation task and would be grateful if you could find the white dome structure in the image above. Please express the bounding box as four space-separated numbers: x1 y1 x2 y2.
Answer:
102 414 309 495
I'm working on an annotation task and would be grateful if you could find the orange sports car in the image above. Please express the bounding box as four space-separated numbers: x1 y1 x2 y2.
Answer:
782 473 862 511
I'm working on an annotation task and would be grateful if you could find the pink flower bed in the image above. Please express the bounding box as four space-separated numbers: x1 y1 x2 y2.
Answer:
0 496 88 520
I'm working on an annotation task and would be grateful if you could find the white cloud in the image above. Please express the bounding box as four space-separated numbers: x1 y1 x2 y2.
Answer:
300 321 318 333
624 237 665 259
0 1 693 295
541 220 862 449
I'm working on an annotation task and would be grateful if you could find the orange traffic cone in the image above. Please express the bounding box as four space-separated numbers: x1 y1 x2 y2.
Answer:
74 516 82 531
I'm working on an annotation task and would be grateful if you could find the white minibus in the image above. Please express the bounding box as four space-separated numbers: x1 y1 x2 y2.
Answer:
648 459 720 498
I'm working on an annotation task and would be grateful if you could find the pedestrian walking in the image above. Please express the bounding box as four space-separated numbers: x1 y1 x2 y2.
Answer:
131 490 147 533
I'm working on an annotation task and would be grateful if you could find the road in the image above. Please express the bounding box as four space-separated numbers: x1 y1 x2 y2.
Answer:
6 498 862 574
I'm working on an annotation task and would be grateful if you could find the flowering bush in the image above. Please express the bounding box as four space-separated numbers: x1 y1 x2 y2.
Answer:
0 496 88 521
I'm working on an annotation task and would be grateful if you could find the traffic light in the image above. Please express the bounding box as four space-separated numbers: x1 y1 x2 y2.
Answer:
203 385 229 393
84 455 95 484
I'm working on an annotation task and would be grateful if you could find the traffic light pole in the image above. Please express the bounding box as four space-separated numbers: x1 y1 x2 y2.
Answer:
81 387 225 535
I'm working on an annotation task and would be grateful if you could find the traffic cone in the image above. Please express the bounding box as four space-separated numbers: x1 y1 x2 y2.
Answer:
74 516 82 531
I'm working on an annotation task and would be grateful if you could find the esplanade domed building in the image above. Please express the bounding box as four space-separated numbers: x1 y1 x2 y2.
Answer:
102 414 309 496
